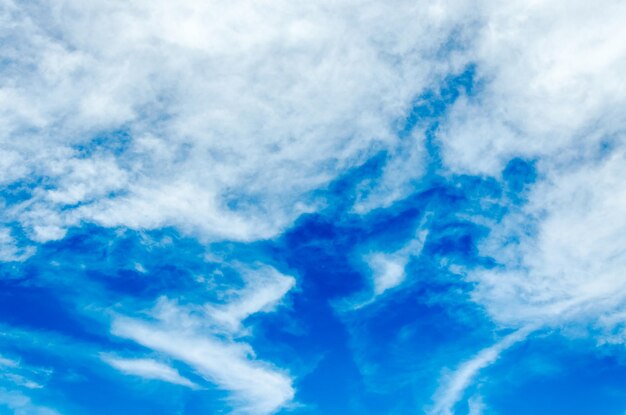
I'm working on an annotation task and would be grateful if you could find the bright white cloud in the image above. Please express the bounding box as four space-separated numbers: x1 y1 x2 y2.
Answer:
472 150 626 333
429 327 532 415
0 228 34 262
110 266 296 415
379 10 626 415
102 355 198 389
206 265 296 332
0 0 476 244
440 0 626 176
364 225 429 299
431 0 626 343
2 0 626 410
344 213 432 312
113 316 294 415
366 253 409 296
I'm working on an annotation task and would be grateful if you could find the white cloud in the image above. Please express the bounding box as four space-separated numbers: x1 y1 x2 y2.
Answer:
429 327 532 415
101 355 198 389
467 396 486 415
366 253 409 296
0 354 57 414
387 9 626 412
0 0 476 245
364 225 429 298
439 0 626 176
351 217 430 308
0 352 52 390
429 0 626 344
110 266 296 414
0 388 61 415
471 150 626 333
353 128 428 214
112 308 293 415
0 228 34 262
206 265 296 332
0 355 18 368
2 0 626 409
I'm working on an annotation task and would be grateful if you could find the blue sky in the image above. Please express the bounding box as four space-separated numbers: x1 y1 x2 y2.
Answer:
1 1 626 414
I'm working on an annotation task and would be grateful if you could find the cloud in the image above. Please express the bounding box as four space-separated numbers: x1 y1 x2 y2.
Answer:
110 265 296 414
429 327 533 415
366 252 408 296
439 0 626 176
467 396 486 415
0 388 61 415
112 307 294 415
2 0 626 412
0 355 18 368
101 355 198 389
206 265 296 332
0 0 477 246
421 0 626 345
0 352 52 390
471 150 626 334
427 4 626 382
362 221 429 300
337 214 429 311
0 353 59 415
0 227 34 262
352 128 428 214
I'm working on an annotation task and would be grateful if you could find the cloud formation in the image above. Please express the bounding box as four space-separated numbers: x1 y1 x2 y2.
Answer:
0 388 60 415
432 0 626 342
429 327 533 415
0 0 474 245
0 353 59 415
1 0 626 413
440 0 626 175
473 150 626 333
102 355 198 389
110 265 296 414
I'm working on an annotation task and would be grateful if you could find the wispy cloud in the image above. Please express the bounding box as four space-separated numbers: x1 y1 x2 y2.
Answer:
0 388 61 415
431 0 626 347
0 353 59 415
0 353 52 390
354 215 430 307
471 150 626 335
467 396 486 415
112 309 294 415
429 327 533 415
101 355 198 389
110 265 296 414
206 265 296 332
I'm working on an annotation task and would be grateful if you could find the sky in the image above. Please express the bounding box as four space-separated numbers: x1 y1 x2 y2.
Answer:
0 0 626 414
